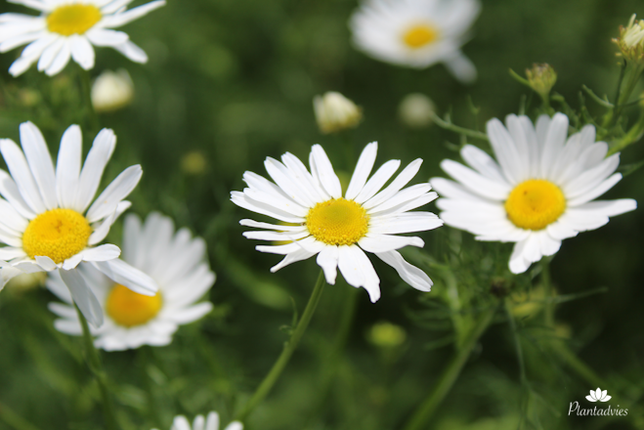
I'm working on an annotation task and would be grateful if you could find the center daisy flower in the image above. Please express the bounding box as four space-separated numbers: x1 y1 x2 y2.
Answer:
231 142 443 302
350 0 481 83
430 113 637 274
0 121 157 326
47 212 215 351
0 0 165 77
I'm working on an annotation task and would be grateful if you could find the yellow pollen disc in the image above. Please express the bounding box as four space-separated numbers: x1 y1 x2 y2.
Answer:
402 24 440 49
22 208 92 264
106 284 163 327
505 179 566 230
47 4 102 36
306 198 369 246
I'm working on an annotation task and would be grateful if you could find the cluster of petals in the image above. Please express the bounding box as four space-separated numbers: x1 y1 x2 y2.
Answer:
350 0 481 83
47 212 215 350
151 411 242 430
0 121 157 326
231 142 442 302
0 0 165 76
431 113 637 273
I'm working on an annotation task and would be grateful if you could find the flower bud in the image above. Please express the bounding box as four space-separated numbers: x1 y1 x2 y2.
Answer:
91 69 134 113
525 63 557 100
367 321 407 349
313 92 362 134
614 14 644 62
181 150 207 175
398 93 435 128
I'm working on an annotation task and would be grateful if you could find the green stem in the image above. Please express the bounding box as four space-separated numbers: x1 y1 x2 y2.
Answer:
138 347 162 429
234 270 326 422
77 66 99 133
0 401 42 430
540 259 554 327
402 306 496 430
430 112 490 142
607 110 644 155
550 341 606 389
74 304 118 430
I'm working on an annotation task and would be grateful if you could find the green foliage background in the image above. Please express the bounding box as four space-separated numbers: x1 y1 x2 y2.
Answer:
0 0 643 429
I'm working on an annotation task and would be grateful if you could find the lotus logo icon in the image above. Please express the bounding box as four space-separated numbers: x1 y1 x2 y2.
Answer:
586 388 612 402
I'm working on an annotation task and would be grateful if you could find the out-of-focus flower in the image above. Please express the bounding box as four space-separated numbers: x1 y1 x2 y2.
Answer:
0 0 165 77
350 0 481 83
313 92 362 134
398 93 435 128
0 121 157 326
91 69 134 113
367 321 407 348
231 142 442 302
181 150 208 176
152 411 242 430
47 212 214 351
431 113 637 274
614 14 644 62
525 63 557 101
5 272 46 291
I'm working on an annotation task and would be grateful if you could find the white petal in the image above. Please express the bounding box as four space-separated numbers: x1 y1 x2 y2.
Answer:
37 37 64 72
369 212 443 234
280 152 327 201
460 144 506 183
269 248 317 272
75 128 116 213
92 259 157 295
99 0 165 28
310 144 342 198
69 35 95 70
337 245 380 302
231 192 304 223
56 125 82 210
204 412 220 430
112 39 148 63
486 118 523 184
364 158 422 209
86 165 141 222
567 173 623 207
0 169 35 219
539 113 569 178
0 198 28 232
354 159 401 204
375 250 432 291
224 423 243 430
440 159 510 200
45 39 71 76
35 255 58 271
346 142 378 200
263 157 315 208
243 230 309 242
167 302 213 325
19 121 57 209
6 0 51 11
60 268 104 327
316 245 339 284
121 213 141 263
239 219 306 231
443 51 477 84
358 234 424 253
85 28 129 46
0 138 46 213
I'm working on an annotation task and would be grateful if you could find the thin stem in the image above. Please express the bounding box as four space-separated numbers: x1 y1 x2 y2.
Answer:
550 341 605 389
540 258 554 327
429 112 490 142
0 401 42 430
402 306 496 430
138 347 162 429
74 304 118 430
234 270 326 422
77 66 99 133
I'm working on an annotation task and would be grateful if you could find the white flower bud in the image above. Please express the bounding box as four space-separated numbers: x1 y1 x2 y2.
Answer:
91 69 134 113
398 93 435 128
313 92 362 134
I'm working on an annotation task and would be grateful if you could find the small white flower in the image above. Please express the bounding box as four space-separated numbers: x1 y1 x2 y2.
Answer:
431 113 637 274
91 68 134 113
350 0 481 83
585 388 612 402
398 93 435 128
47 212 215 351
0 0 165 77
231 142 442 302
0 121 157 326
313 91 362 134
151 411 243 430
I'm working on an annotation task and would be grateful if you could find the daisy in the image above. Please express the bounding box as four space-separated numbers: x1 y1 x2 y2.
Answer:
151 411 243 430
350 0 481 83
231 142 443 302
0 121 157 326
47 212 215 351
0 0 165 77
430 113 637 274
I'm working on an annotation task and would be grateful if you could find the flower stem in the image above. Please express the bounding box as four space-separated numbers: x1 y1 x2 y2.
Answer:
74 304 118 430
0 400 41 430
540 258 554 327
77 66 99 134
234 270 326 422
402 306 496 430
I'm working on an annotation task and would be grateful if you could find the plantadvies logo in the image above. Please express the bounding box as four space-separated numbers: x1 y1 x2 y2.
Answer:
568 388 629 417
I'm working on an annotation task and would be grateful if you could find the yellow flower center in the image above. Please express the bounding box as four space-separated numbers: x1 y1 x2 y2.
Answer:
504 179 566 230
105 284 163 327
305 198 369 246
22 208 92 264
47 4 102 36
402 24 440 49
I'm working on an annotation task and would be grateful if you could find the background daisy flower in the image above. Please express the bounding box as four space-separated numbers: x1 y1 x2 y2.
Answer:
430 113 637 274
350 0 481 83
0 121 156 326
47 212 215 351
0 0 165 76
231 142 443 302
151 411 243 430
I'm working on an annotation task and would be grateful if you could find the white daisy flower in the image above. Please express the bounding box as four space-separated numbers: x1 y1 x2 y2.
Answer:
430 113 637 274
151 411 243 430
0 121 157 326
47 212 215 351
231 142 443 302
350 0 481 83
0 0 165 77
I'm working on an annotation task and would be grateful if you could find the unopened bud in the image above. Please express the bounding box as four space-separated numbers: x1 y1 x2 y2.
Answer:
367 321 407 348
614 14 644 62
181 150 207 175
313 92 362 134
92 69 134 113
525 63 557 100
398 93 435 128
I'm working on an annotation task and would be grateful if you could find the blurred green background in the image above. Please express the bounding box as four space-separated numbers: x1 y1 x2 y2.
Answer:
0 0 643 429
